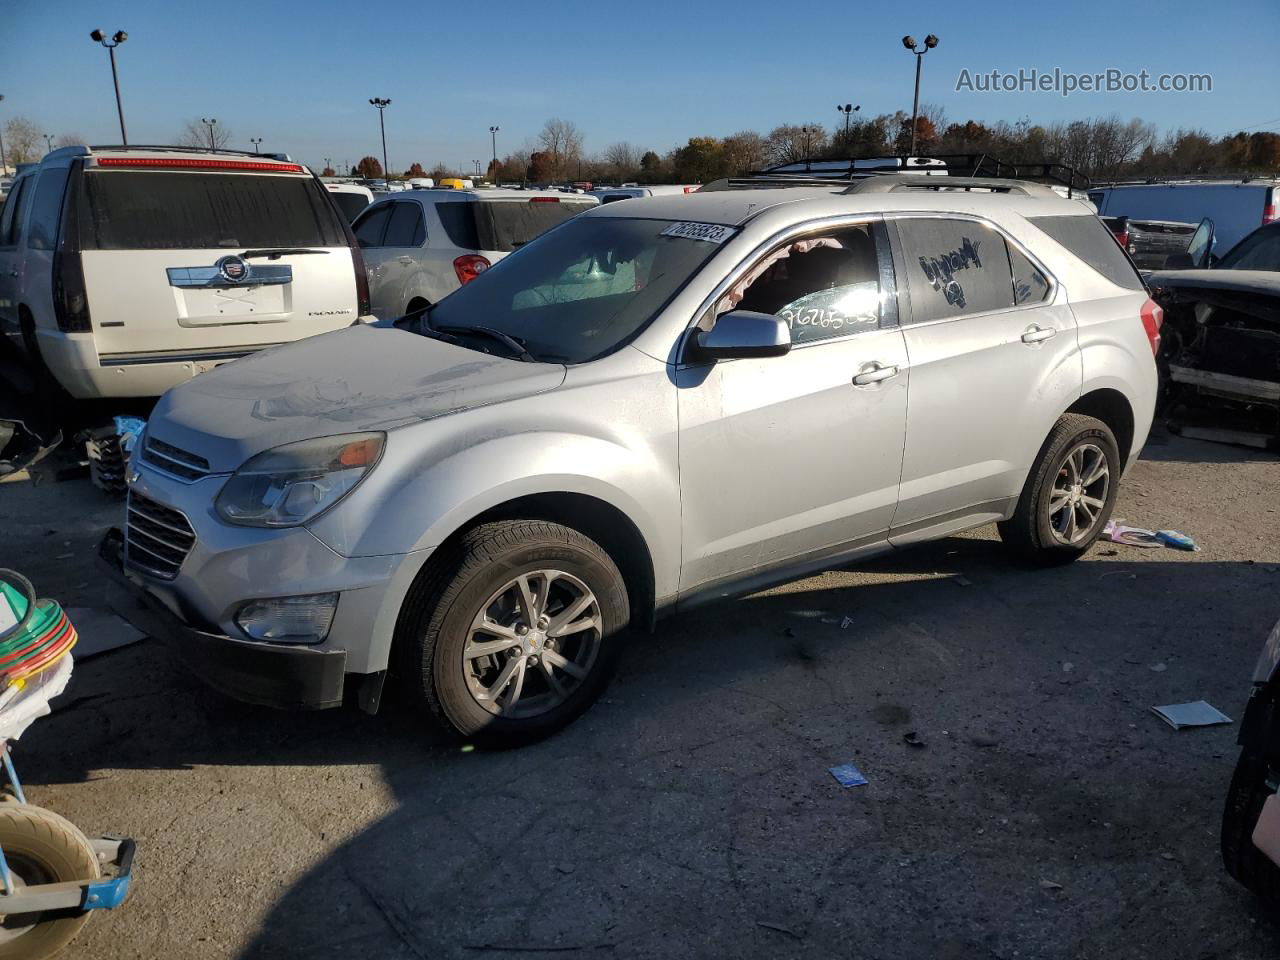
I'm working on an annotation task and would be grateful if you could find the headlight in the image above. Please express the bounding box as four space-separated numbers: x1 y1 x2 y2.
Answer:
215 432 384 527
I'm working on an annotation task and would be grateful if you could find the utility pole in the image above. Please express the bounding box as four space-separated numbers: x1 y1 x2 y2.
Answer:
89 30 129 145
0 95 7 174
901 34 939 156
369 98 391 182
201 118 218 151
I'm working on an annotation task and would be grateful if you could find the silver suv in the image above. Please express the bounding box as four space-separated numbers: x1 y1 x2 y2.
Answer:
105 175 1161 745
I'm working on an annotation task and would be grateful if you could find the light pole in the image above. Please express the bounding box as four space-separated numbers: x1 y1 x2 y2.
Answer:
489 125 499 180
0 95 7 174
902 34 939 156
89 30 129 146
43 133 53 154
369 98 391 182
201 118 218 150
836 103 861 143
249 137 262 154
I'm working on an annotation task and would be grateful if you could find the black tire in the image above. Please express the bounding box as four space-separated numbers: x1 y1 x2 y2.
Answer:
998 413 1120 566
1222 749 1280 908
398 520 629 746
0 804 100 960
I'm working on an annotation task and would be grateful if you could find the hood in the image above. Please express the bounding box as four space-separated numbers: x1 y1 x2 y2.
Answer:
148 324 566 472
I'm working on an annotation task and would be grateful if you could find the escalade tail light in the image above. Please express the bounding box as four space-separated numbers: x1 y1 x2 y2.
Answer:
1263 201 1277 225
53 160 91 333
1140 298 1163 357
453 255 490 286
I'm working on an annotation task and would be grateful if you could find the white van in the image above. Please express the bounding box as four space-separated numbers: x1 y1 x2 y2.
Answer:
1089 180 1279 254
353 188 597 318
0 146 374 399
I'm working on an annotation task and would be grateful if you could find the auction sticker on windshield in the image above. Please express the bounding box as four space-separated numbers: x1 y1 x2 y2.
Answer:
661 221 735 244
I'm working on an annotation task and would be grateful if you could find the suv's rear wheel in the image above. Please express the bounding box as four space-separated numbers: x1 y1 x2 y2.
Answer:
1222 748 1280 907
999 413 1120 565
399 520 628 745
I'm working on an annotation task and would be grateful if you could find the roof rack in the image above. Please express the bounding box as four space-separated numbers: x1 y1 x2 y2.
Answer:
702 153 1090 196
843 175 1062 198
1092 174 1280 187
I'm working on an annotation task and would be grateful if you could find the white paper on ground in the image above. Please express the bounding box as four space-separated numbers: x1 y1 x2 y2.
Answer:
1151 700 1233 729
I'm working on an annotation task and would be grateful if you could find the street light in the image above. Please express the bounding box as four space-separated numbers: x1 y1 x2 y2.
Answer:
200 118 218 151
89 29 129 146
902 33 939 156
0 95 7 174
43 133 53 154
249 137 262 154
369 98 391 183
489 125 499 181
836 103 861 142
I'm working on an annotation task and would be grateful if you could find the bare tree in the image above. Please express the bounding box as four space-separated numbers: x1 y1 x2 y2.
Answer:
537 118 584 179
54 133 85 149
721 131 767 175
601 141 639 180
176 119 234 150
3 117 42 164
765 123 829 165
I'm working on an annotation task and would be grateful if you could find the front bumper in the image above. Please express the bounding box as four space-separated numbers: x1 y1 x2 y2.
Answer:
100 529 347 709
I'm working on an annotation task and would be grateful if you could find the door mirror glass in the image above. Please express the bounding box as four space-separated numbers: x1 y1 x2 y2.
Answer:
688 310 792 361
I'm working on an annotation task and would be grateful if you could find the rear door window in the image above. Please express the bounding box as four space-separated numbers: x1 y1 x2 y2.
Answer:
473 199 596 252
382 202 425 247
78 171 347 250
896 218 1015 322
353 204 391 247
1030 215 1145 290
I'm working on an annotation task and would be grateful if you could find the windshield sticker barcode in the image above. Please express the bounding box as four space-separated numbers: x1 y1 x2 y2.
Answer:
661 222 734 244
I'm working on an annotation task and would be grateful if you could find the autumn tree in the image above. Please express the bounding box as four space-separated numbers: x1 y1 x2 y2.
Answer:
355 156 383 178
405 162 427 178
721 131 767 175
321 166 336 177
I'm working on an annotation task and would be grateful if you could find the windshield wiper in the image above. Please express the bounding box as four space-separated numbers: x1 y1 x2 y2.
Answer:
434 324 536 362
241 248 330 260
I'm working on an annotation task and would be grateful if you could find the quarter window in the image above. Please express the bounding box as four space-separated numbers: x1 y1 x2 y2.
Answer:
896 218 1016 322
717 223 888 345
1008 244 1051 305
0 177 33 248
353 204 391 247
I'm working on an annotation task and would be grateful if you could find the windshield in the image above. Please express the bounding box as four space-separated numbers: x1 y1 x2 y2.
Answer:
420 216 730 363
1217 225 1280 271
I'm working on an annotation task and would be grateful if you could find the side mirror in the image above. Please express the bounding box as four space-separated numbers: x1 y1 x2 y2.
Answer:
687 310 791 362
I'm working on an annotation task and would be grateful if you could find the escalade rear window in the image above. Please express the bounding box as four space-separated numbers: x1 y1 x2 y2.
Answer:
1029 215 1144 291
78 171 347 250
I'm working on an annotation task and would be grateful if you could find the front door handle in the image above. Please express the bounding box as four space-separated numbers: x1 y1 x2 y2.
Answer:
853 363 899 386
398 256 414 265
1021 325 1058 344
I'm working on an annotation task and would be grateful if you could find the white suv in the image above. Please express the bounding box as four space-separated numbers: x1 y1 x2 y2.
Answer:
0 146 374 399
353 188 597 319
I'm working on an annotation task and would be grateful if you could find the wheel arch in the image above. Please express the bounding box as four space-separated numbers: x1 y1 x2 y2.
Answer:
1064 388 1136 466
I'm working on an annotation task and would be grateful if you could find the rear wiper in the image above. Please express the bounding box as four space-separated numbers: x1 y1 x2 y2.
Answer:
434 324 535 362
241 248 330 260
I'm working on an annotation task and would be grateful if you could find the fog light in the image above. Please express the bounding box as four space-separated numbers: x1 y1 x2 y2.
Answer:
236 593 339 644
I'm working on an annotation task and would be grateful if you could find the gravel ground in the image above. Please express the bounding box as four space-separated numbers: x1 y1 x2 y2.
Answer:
1 430 1278 959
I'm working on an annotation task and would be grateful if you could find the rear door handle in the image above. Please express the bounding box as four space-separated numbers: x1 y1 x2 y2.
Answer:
398 256 414 265
1021 325 1057 344
853 363 899 386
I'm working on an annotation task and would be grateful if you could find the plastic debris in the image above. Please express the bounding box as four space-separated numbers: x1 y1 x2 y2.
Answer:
1155 530 1199 552
1151 701 1232 729
829 763 868 787
1102 520 1162 548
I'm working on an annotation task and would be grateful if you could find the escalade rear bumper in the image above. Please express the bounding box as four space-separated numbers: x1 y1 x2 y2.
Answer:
98 528 347 709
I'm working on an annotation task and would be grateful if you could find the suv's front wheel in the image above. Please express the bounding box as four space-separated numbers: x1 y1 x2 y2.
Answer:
399 520 628 745
999 413 1120 565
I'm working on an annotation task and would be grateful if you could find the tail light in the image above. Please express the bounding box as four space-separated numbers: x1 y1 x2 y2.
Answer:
1140 298 1163 356
453 255 490 286
53 160 90 333
1263 201 1277 225
529 197 560 203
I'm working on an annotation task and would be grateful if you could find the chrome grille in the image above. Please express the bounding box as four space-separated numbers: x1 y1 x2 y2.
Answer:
141 436 211 482
125 492 196 580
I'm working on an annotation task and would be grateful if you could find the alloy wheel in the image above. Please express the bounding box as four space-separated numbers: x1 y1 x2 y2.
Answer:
1046 441 1110 545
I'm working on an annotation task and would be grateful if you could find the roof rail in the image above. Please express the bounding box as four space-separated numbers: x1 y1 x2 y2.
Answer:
1092 174 1280 187
843 175 1062 197
87 144 295 162
704 153 1091 195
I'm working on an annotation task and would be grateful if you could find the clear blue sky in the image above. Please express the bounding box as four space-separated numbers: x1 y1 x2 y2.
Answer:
4 0 1278 172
